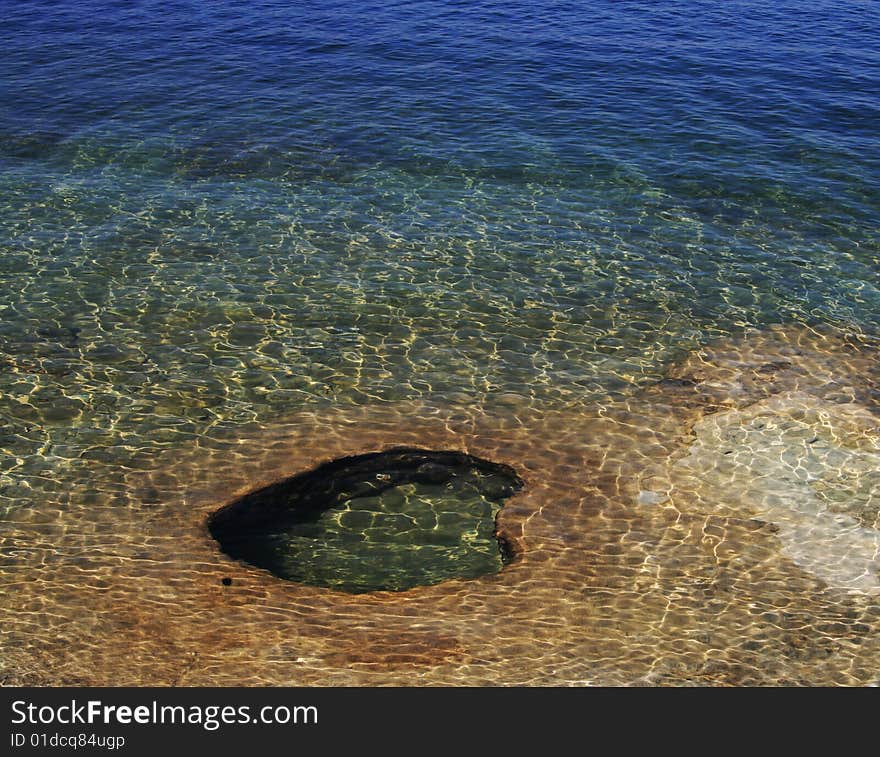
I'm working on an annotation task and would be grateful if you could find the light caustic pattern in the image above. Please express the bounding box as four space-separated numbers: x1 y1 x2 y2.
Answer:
1 0 879 686
1 325 878 686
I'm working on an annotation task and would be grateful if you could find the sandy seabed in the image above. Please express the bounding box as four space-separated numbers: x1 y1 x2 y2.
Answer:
1 324 878 686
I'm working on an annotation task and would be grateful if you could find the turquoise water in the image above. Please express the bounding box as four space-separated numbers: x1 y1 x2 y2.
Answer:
0 0 878 512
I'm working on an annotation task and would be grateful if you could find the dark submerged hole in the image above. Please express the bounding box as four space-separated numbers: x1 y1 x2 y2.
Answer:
208 447 524 593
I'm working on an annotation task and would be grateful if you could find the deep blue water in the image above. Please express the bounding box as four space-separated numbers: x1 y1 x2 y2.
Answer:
0 0 878 504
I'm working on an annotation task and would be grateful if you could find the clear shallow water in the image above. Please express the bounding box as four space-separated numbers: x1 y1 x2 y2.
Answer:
2 2 878 445
0 1 879 684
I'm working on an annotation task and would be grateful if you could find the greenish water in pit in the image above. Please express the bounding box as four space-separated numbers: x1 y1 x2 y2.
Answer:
1 0 878 541
243 481 508 593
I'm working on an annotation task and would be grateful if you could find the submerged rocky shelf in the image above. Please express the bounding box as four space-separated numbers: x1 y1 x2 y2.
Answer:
1 324 879 686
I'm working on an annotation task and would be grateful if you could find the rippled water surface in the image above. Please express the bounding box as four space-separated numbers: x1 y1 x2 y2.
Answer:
1 1 878 685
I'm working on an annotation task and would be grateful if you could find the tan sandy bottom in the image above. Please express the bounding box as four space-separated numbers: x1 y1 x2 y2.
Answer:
1 324 879 686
